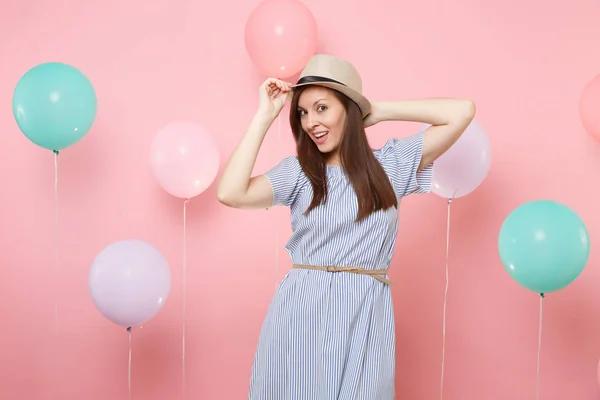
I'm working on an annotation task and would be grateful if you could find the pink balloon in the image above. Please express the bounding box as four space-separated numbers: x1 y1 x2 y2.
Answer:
428 119 492 199
244 0 318 78
150 121 220 199
580 74 600 141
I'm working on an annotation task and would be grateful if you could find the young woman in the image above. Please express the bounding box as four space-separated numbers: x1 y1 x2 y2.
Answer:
218 54 475 399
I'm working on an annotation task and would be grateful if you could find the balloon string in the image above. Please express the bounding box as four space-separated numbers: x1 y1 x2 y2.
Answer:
536 293 544 400
52 150 60 400
275 113 281 290
440 197 452 400
182 199 188 398
53 150 59 336
127 327 132 400
277 112 281 159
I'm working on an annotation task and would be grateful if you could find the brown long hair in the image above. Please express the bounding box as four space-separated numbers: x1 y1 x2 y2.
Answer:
289 86 398 222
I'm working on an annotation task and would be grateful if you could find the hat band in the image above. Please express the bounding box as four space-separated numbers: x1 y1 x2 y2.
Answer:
296 75 347 86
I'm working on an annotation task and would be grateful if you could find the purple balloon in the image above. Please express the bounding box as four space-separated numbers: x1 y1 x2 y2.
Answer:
427 119 491 199
89 240 171 328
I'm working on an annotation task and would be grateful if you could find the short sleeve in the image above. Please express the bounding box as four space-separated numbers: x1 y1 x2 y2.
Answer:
263 156 304 207
379 132 434 197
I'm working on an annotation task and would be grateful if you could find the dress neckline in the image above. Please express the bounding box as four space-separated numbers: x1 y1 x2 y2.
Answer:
326 165 345 176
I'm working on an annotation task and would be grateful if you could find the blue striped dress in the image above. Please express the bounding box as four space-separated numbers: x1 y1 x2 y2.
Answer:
249 132 434 400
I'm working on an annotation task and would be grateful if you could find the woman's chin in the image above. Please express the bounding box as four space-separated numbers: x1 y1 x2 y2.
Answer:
314 142 338 154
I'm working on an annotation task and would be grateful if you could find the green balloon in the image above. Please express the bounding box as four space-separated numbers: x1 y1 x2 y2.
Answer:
12 62 97 151
498 200 590 294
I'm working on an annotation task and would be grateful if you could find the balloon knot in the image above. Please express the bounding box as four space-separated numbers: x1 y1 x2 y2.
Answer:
184 198 189 204
126 327 132 333
447 198 453 205
540 293 545 298
53 150 59 155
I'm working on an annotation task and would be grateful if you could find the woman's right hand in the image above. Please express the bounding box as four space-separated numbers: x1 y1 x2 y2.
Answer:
258 78 293 119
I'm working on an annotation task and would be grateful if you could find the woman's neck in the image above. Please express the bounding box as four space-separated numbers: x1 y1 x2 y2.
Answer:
325 151 341 166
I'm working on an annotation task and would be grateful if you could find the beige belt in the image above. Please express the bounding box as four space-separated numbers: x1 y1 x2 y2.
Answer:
292 264 392 286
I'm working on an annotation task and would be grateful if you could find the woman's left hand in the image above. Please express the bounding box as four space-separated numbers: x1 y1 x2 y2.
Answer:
363 103 380 128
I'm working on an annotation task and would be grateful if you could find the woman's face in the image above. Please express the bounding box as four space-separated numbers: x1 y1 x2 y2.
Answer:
297 86 347 157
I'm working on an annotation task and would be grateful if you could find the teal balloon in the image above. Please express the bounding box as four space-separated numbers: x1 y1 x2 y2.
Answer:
12 62 97 151
498 200 590 294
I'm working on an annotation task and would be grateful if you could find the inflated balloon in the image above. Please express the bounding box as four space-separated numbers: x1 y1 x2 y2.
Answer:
428 119 491 199
89 240 171 328
580 73 600 142
150 121 220 199
245 0 318 78
498 200 590 294
12 62 97 151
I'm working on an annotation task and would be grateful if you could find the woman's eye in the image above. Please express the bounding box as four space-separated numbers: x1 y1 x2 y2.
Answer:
317 105 327 112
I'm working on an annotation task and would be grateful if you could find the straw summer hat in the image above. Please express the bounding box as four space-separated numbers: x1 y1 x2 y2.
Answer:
292 54 372 118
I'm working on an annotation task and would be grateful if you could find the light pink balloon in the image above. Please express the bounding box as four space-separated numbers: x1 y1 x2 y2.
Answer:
150 121 220 199
244 0 318 78
580 74 600 141
427 119 492 199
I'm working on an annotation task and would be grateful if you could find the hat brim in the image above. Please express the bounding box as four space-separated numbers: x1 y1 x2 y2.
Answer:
290 81 372 119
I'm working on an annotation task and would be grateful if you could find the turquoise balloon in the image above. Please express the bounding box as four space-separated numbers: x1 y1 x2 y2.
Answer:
12 62 97 151
498 200 590 294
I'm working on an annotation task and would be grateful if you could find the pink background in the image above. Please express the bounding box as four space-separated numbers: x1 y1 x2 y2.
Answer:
1 0 600 398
